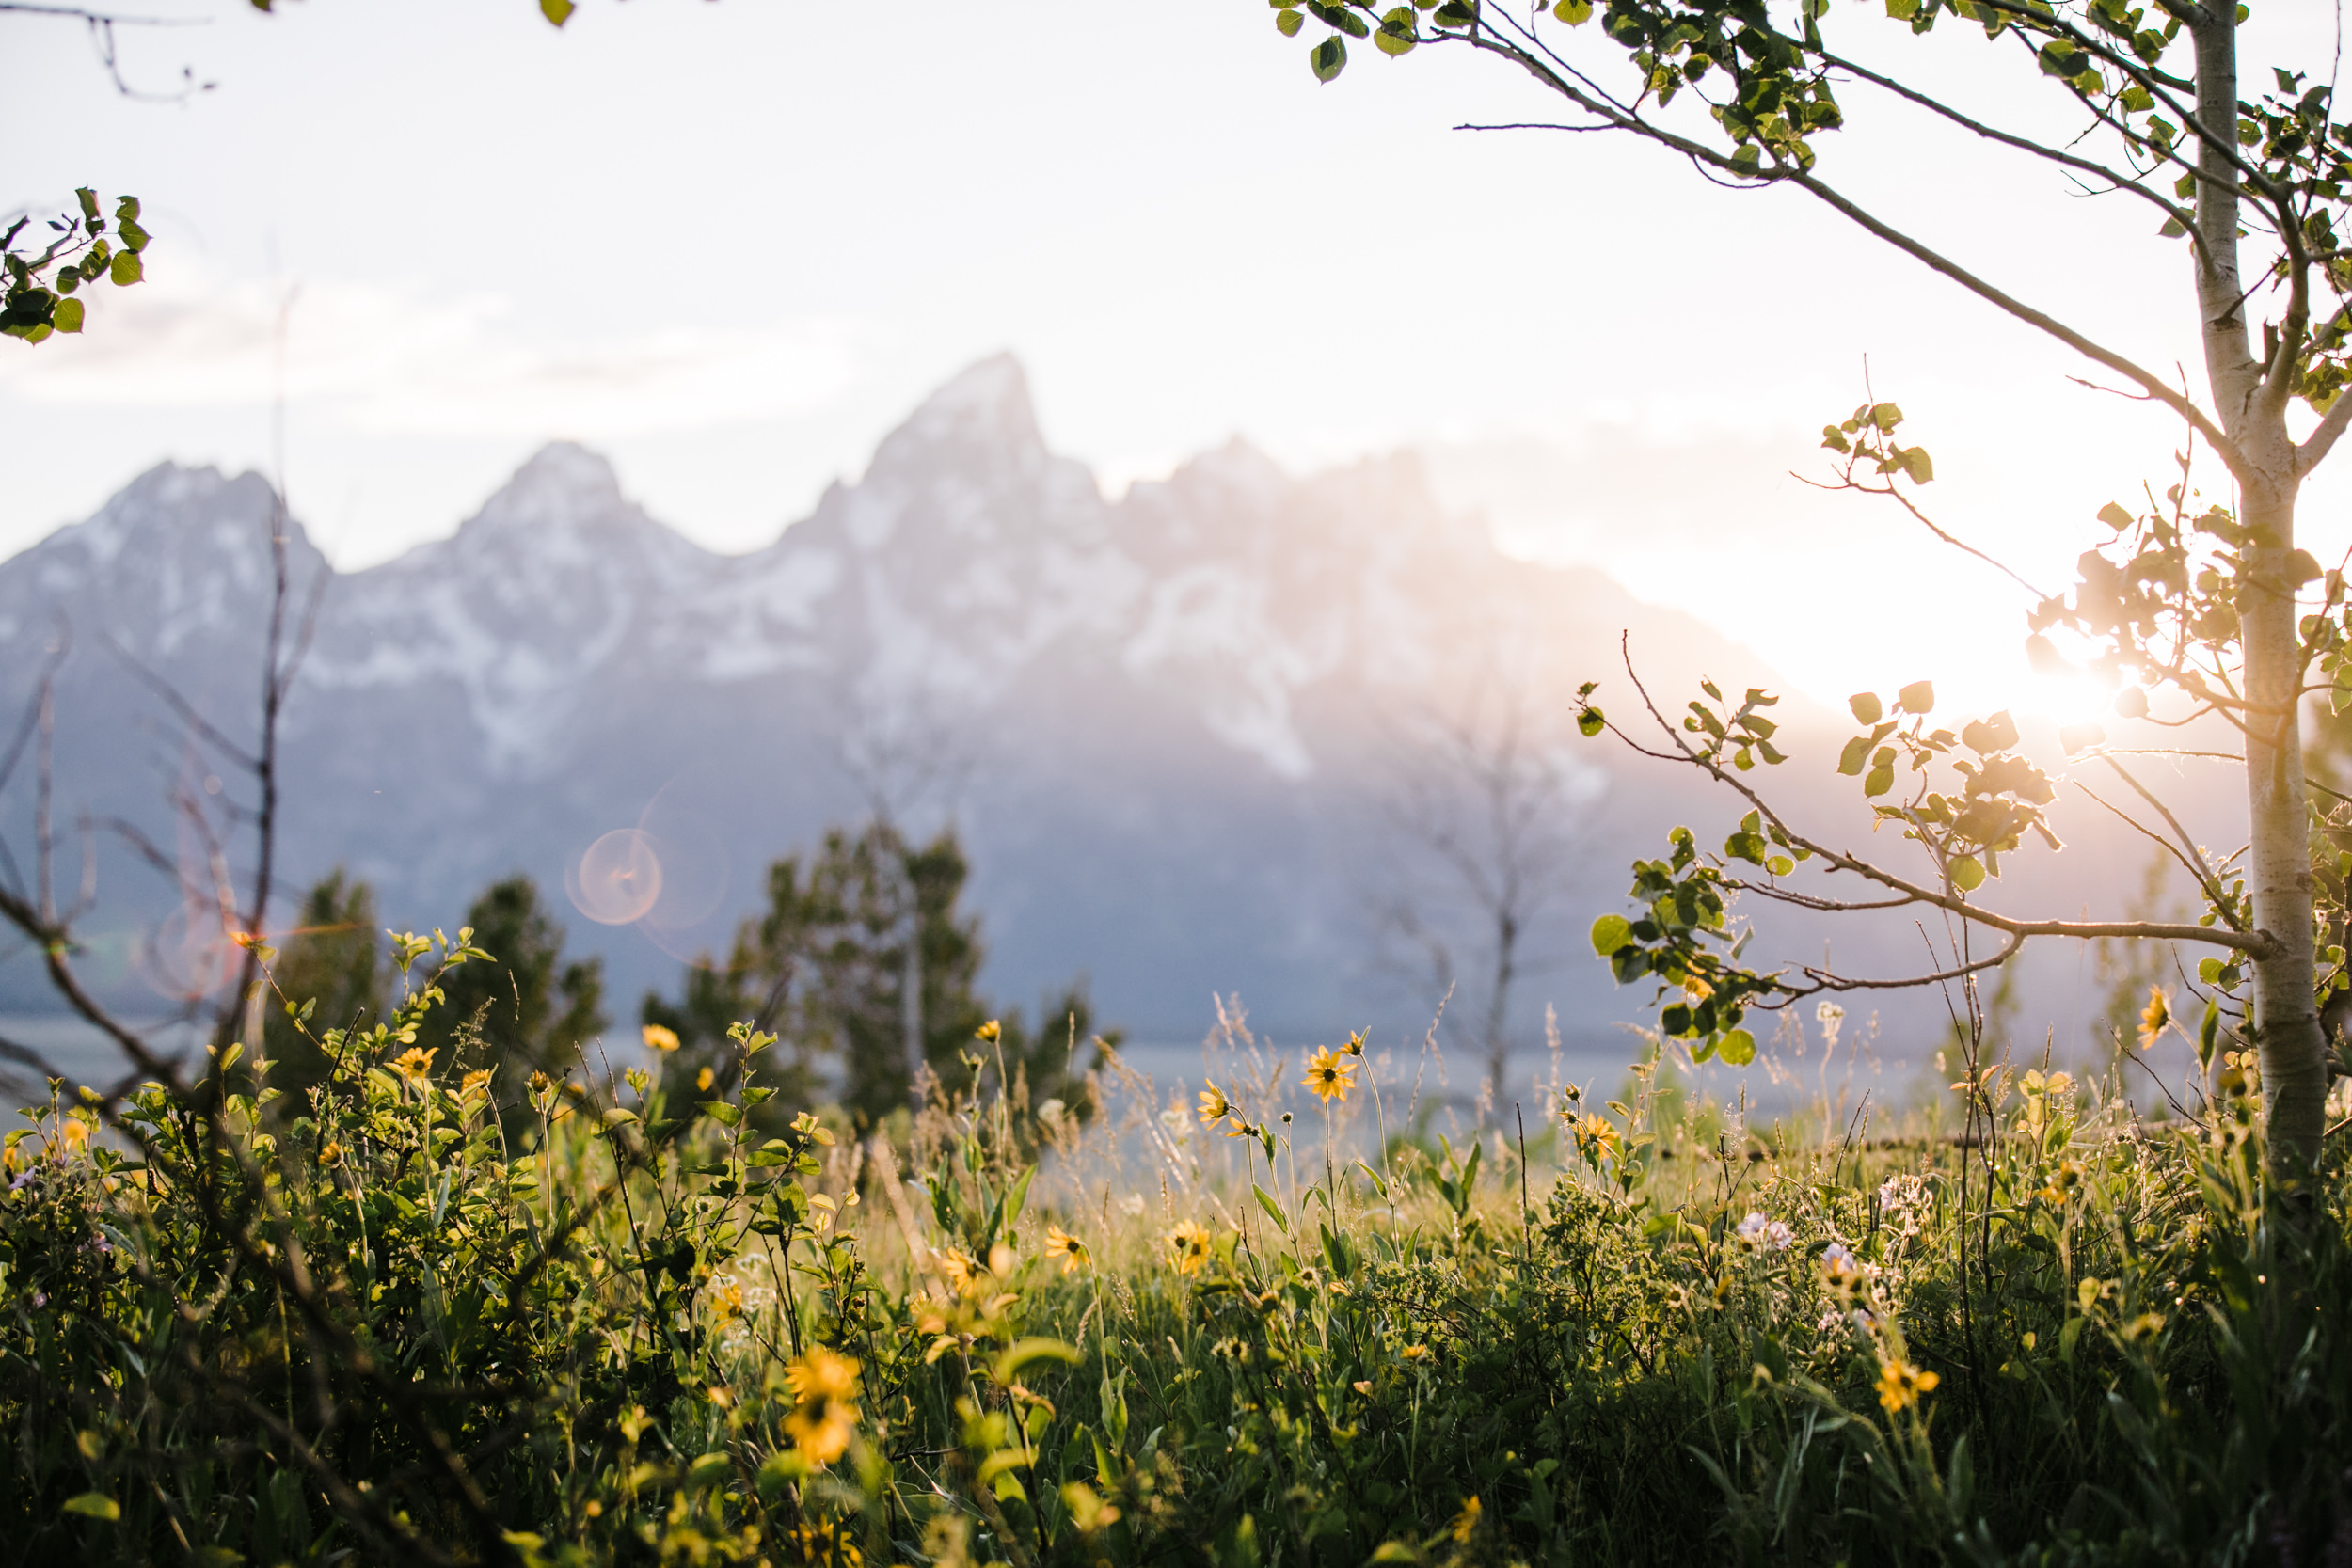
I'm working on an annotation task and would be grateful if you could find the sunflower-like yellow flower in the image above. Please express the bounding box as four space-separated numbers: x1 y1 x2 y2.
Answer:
1168 1219 1213 1276
1301 1047 1355 1104
1343 1030 1366 1057
783 1346 860 1465
1198 1083 1231 1125
1875 1356 1940 1414
935 1247 980 1295
975 1020 1002 1044
459 1068 494 1100
1570 1112 1621 1164
641 1023 682 1054
1449 1496 1483 1545
2137 987 2169 1049
1044 1224 1090 1275
388 1046 437 1082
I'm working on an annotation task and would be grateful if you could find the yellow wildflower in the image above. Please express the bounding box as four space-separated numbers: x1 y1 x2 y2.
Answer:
783 1346 860 1466
1343 1029 1366 1057
695 1066 715 1092
1301 1046 1355 1104
1168 1220 1213 1276
935 1247 979 1295
1044 1225 1090 1275
975 1020 1002 1044
1198 1083 1231 1125
641 1023 682 1053
388 1047 437 1082
2137 988 2169 1048
1450 1496 1483 1544
1571 1113 1622 1164
1875 1356 1940 1414
459 1068 494 1100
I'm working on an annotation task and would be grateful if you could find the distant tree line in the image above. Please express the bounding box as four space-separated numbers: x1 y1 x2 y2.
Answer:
260 819 1112 1131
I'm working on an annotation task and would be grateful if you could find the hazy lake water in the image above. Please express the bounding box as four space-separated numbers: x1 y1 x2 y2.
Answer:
0 1009 1895 1139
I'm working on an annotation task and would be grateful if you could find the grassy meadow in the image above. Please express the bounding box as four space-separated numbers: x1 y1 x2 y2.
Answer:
4 934 2351 1567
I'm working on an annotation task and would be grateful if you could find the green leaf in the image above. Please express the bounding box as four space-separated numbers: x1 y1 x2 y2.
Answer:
541 0 576 23
1591 914 1632 956
1961 710 2019 752
109 250 143 287
52 297 85 335
2096 502 2135 529
1717 1029 1756 1067
1374 8 1416 53
1837 735 1873 776
1898 679 1934 714
1254 1182 1291 1233
994 1337 1084 1383
63 1494 119 1522
1311 35 1347 80
1848 692 1883 725
1767 855 1794 877
1864 761 1895 798
1431 0 1477 25
1553 0 1593 18
1949 855 1985 892
1277 8 1306 34
1901 446 1933 483
699 1101 741 1127
1577 705 1605 737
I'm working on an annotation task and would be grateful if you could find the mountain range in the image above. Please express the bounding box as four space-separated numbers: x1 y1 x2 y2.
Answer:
0 355 2180 1081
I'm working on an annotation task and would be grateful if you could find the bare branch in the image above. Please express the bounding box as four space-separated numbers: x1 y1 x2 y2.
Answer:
1793 467 2049 599
2300 392 2352 473
1792 927 2028 994
101 631 262 773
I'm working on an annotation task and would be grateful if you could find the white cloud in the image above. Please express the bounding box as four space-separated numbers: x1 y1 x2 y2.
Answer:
0 266 859 439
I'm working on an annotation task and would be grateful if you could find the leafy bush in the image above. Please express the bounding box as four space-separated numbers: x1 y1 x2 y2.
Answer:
4 941 2350 1565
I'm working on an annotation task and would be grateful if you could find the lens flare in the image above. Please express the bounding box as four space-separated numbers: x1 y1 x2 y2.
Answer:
632 765 739 964
565 828 663 925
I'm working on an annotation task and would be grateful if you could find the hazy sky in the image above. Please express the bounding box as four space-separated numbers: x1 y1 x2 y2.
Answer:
5 0 2347 713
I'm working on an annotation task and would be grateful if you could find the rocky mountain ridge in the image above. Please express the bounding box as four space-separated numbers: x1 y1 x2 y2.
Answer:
0 356 1857 1058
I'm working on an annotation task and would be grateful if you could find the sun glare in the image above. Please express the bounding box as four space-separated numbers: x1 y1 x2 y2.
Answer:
2012 667 2124 731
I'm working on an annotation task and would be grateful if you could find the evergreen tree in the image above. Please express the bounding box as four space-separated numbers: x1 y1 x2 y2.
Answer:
642 820 1114 1127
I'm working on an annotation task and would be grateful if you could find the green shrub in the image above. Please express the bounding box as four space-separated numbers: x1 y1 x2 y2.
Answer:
4 942 2350 1565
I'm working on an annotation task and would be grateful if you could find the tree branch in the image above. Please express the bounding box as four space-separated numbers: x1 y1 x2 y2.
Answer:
1611 639 2279 962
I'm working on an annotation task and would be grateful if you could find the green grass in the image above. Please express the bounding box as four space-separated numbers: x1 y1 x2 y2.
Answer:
4 956 2350 1566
